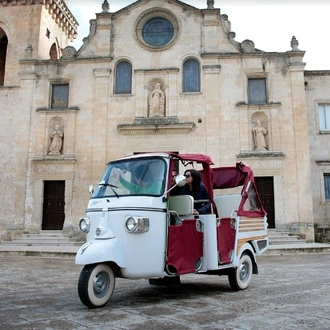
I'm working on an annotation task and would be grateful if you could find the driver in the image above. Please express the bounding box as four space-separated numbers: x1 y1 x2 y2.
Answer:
113 164 162 195
180 169 211 215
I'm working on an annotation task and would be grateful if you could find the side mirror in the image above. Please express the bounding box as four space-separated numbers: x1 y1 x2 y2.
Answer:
88 185 94 194
175 174 186 187
163 174 187 200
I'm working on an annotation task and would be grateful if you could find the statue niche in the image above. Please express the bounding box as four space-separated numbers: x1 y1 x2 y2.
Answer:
48 122 64 155
149 83 165 117
252 119 267 151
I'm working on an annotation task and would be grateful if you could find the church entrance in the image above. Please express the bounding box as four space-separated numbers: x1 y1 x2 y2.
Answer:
42 181 65 230
255 177 275 229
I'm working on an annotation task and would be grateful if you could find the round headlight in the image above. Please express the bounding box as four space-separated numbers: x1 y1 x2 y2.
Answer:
125 217 138 232
78 217 90 233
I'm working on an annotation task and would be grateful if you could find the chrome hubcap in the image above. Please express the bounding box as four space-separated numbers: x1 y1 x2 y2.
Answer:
239 262 249 282
93 271 110 298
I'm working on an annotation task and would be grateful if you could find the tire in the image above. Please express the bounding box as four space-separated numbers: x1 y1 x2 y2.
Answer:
228 253 253 291
78 263 115 308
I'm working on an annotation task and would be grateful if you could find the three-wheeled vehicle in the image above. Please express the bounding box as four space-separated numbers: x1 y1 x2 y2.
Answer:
75 153 268 308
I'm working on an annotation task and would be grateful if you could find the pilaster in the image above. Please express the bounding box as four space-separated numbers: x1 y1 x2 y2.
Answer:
203 64 221 157
288 59 314 231
92 68 111 180
95 12 112 56
202 9 220 53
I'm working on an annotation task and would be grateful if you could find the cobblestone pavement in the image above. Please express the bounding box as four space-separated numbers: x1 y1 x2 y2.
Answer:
1 254 330 330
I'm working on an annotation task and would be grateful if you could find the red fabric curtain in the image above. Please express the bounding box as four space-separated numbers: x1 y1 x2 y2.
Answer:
217 218 236 264
166 220 203 275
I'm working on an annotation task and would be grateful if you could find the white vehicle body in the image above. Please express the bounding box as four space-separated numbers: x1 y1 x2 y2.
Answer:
75 153 268 308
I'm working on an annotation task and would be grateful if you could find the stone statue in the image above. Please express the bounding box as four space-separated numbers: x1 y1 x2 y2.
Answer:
48 123 64 155
207 0 214 9
253 120 267 151
290 36 299 51
102 0 109 13
149 83 165 117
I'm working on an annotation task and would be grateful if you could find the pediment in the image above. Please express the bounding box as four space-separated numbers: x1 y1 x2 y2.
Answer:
113 0 202 17
63 0 264 59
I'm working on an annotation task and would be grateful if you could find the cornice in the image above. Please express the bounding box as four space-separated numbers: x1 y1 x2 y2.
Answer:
236 103 281 110
305 70 330 77
237 151 285 159
44 0 78 41
118 117 195 135
316 161 330 166
0 0 78 41
32 156 76 163
0 0 43 4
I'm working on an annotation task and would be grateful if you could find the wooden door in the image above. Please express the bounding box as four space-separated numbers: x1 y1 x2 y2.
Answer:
255 177 275 229
42 181 65 230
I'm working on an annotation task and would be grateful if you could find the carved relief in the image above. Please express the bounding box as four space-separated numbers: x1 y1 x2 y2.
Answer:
241 39 255 53
62 46 77 59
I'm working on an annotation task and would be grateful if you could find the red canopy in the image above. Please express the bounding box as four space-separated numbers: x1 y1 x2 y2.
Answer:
170 154 266 218
169 153 214 165
169 153 214 201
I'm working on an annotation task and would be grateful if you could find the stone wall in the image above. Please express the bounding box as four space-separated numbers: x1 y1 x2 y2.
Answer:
305 71 330 231
0 0 317 241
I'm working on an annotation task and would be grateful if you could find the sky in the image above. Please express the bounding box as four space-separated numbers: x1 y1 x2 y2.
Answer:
65 0 330 71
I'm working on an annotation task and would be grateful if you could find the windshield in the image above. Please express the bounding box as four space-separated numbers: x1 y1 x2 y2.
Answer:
92 157 167 198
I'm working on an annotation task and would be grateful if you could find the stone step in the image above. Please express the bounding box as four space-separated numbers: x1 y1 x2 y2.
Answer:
22 233 71 239
3 237 79 243
2 230 82 247
268 229 307 245
1 240 81 246
270 238 307 245
268 229 294 235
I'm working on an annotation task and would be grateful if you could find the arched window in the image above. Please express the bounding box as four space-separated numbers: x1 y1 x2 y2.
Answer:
183 59 200 93
49 43 58 59
115 61 132 94
0 29 8 86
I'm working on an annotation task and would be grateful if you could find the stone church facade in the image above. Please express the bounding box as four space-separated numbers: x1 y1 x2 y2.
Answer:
0 0 327 242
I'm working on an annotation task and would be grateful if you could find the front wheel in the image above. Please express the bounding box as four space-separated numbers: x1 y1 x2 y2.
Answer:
228 253 253 291
78 263 115 308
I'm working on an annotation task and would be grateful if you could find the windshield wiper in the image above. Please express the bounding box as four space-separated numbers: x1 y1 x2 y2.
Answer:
98 181 119 198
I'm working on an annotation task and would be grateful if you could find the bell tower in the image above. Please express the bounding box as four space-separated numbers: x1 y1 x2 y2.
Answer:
0 0 78 86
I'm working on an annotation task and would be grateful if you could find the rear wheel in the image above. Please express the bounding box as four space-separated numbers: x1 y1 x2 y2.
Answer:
78 263 115 308
228 253 253 291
